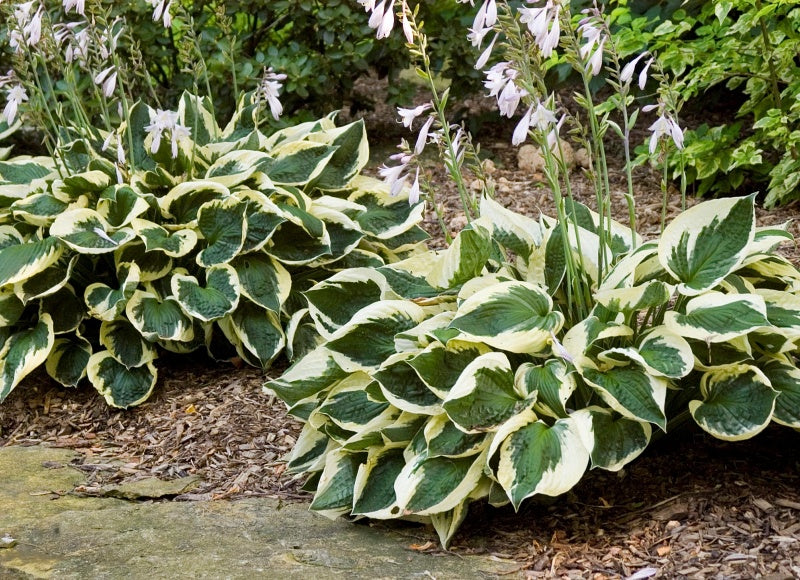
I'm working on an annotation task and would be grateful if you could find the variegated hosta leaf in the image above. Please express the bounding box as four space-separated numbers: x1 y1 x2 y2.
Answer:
373 353 442 415
308 448 363 518
761 358 800 428
171 265 239 322
225 300 285 367
306 206 364 265
285 308 323 361
598 326 693 379
325 300 427 371
158 180 229 225
229 253 291 314
304 268 389 338
0 237 64 287
658 195 755 296
132 219 198 258
126 290 194 342
45 336 92 387
443 352 530 433
96 185 150 228
664 291 769 343
264 347 348 406
757 289 800 336
426 226 492 290
740 254 800 291
286 423 330 473
267 141 338 186
424 413 488 458
10 193 68 227
50 209 135 254
571 407 652 472
57 170 112 197
266 205 332 266
0 314 55 402
235 189 285 252
689 365 778 441
316 375 389 432
489 411 589 510
99 319 156 369
407 341 491 399
477 195 543 265
352 447 406 519
349 181 426 240
115 242 173 282
14 254 78 303
581 365 667 429
0 287 24 326
205 150 273 188
39 285 85 334
394 449 487 516
599 241 659 291
0 156 55 185
87 350 157 409
516 359 576 419
449 281 564 354
196 198 247 267
84 263 140 321
431 499 475 549
593 280 674 313
0 225 25 249
690 336 753 371
309 119 369 190
748 223 794 256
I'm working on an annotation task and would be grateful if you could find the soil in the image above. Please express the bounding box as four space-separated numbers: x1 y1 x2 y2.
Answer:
2 79 800 579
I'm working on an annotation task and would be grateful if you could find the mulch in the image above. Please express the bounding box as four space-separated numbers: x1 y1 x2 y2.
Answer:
3 80 800 578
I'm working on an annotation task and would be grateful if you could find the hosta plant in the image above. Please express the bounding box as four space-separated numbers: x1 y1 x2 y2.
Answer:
0 92 426 407
266 193 800 547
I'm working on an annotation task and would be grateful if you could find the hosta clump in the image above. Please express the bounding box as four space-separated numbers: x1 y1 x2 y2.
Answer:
266 195 800 547
0 92 426 408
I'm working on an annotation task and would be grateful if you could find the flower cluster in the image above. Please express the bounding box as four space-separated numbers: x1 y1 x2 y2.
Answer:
255 67 287 121
379 102 435 204
144 109 191 159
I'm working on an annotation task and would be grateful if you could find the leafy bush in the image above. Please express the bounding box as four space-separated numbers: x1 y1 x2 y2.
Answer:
613 0 800 206
0 92 426 407
267 194 800 547
1 1 483 125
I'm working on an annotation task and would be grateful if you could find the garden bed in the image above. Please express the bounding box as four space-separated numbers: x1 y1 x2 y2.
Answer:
3 80 800 577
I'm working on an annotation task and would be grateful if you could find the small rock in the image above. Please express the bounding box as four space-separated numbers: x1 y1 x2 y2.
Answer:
575 147 591 169
449 215 469 232
1 535 17 549
481 158 497 174
469 178 482 191
517 144 545 174
556 140 575 168
665 520 681 531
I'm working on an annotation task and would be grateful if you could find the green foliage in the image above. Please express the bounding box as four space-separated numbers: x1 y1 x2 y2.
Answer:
0 92 426 407
2 1 482 124
614 0 800 205
267 194 800 546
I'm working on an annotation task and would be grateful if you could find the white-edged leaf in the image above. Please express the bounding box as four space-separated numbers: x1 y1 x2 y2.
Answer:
50 208 135 254
689 365 777 441
87 350 157 409
443 352 530 433
658 195 755 295
490 413 588 510
572 407 652 471
450 280 564 354
45 336 91 387
664 291 769 342
0 314 55 402
125 289 194 342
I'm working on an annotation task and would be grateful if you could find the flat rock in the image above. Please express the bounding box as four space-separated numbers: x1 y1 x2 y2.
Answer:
0 445 521 579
